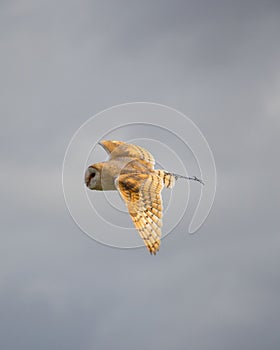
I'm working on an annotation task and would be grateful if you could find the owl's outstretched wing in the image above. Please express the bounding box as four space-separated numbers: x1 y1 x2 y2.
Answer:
116 172 163 255
99 140 155 166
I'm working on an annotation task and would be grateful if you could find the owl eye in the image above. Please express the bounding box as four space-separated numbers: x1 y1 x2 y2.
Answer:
91 172 96 178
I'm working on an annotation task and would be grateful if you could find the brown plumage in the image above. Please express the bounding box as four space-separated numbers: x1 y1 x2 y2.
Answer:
117 172 163 254
85 140 203 255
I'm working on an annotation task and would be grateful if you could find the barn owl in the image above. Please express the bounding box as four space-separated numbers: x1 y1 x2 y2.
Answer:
85 140 203 255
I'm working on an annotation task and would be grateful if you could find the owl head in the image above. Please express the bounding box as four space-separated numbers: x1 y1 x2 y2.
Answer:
85 163 104 190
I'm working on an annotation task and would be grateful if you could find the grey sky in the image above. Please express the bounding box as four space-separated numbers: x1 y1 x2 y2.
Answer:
1 1 280 349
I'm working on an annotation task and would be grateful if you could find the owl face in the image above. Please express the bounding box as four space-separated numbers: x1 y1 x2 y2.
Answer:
85 161 124 191
85 165 102 190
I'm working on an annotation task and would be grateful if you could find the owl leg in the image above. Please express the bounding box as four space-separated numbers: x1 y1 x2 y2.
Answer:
170 173 204 185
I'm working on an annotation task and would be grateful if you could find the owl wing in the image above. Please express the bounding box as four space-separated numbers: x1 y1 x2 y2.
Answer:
116 172 163 255
99 140 155 166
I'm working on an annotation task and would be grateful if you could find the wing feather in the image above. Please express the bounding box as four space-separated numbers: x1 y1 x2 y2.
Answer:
99 140 155 166
116 172 163 255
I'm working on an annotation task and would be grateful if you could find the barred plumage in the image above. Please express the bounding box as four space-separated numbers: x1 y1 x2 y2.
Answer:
117 172 163 255
85 140 203 255
155 169 176 189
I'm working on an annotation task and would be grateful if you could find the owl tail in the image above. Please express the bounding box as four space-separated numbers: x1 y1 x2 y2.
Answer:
156 170 176 188
156 170 204 188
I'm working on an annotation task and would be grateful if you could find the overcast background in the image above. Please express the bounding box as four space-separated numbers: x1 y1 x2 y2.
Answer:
1 1 280 349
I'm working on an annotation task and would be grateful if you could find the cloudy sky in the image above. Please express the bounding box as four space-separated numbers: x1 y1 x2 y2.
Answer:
1 1 280 349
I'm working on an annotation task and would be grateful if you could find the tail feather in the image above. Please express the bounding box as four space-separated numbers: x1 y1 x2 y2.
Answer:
156 170 176 188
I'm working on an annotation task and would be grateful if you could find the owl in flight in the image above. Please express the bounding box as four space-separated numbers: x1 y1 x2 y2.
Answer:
85 140 203 255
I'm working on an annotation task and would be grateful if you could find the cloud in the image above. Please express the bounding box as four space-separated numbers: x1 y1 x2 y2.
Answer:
1 0 280 349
